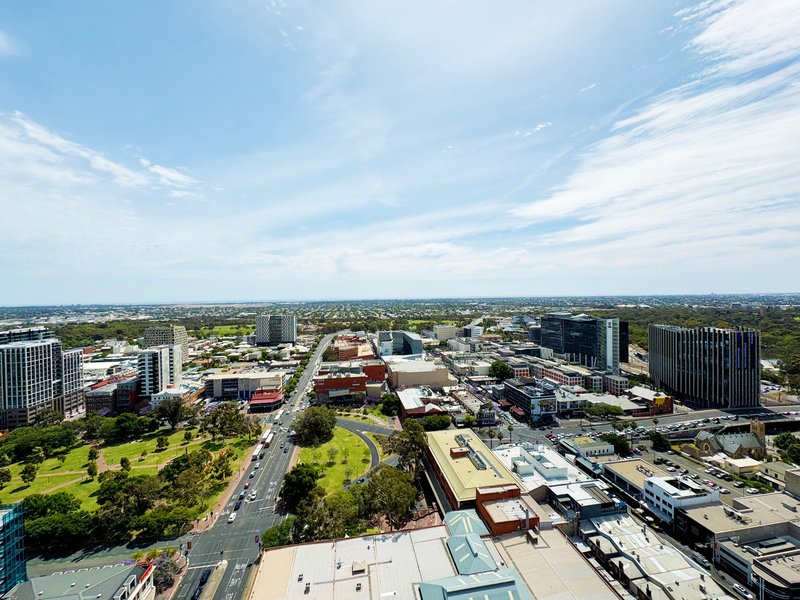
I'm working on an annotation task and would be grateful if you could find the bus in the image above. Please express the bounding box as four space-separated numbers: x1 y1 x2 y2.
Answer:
261 429 271 444
264 431 275 448
274 409 284 422
252 443 264 461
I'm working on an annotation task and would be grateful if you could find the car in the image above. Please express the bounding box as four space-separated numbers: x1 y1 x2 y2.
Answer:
191 587 203 600
249 471 255 478
720 488 730 494
667 466 676 472
666 450 675 455
283 447 289 453
254 462 261 469
692 552 711 568
234 499 242 510
732 583 753 599
227 512 237 523
244 482 250 489
691 473 700 479
199 569 211 586
249 491 257 501
733 481 745 488
747 487 760 494
238 492 245 500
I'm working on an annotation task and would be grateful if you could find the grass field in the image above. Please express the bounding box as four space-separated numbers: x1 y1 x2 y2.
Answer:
0 430 257 512
198 325 254 337
298 428 370 495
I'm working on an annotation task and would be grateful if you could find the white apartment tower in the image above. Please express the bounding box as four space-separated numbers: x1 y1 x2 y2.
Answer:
255 315 297 345
0 328 85 428
143 325 189 358
137 344 181 402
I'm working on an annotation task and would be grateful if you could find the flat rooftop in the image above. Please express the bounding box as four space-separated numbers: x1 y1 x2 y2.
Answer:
604 459 669 491
492 443 590 492
427 430 517 504
589 514 730 600
495 529 619 600
250 527 456 600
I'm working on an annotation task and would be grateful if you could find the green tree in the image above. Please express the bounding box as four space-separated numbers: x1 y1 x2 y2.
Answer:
183 430 193 443
56 453 67 467
156 435 169 451
0 452 10 467
0 467 11 488
120 456 131 472
88 446 99 461
203 402 247 440
774 432 798 450
497 430 505 444
263 516 296 548
33 409 65 427
366 466 417 530
487 428 496 448
154 397 187 430
380 393 400 416
488 360 514 381
384 420 428 481
463 415 477 428
787 444 800 466
87 460 98 479
421 414 451 431
20 462 38 485
29 446 46 465
600 433 631 456
281 463 323 512
649 431 672 452
23 492 82 519
327 446 339 465
294 407 337 447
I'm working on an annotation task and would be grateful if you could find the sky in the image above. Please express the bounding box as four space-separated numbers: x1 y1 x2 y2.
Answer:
0 0 798 304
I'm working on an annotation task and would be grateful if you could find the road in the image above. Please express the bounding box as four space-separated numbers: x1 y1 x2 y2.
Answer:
175 334 335 600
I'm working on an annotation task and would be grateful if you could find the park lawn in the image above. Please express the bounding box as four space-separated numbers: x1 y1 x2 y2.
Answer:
298 428 370 495
39 444 93 473
0 473 84 504
101 429 204 467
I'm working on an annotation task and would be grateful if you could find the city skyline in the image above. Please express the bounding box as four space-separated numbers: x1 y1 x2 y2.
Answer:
1 0 799 304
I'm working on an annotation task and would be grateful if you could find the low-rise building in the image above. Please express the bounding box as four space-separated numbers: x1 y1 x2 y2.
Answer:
6 563 154 600
386 358 455 388
503 378 557 424
425 429 517 510
204 370 283 401
642 476 718 523
561 436 615 458
397 387 451 420
695 429 767 460
602 459 670 503
492 442 591 499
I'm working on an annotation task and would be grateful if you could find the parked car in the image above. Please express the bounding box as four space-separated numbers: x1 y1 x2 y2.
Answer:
733 481 745 488
732 583 753 599
747 488 760 494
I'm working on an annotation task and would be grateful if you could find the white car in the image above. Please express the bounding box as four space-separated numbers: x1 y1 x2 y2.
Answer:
228 512 237 523
249 490 257 501
254 462 261 469
732 583 753 599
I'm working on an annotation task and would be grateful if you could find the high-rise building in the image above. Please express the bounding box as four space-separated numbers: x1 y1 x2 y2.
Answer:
137 344 181 403
0 504 26 595
0 329 85 429
143 325 189 359
648 324 760 409
540 313 621 373
376 331 424 356
255 315 297 345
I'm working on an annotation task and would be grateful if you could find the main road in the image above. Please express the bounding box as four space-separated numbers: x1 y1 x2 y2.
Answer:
175 334 335 600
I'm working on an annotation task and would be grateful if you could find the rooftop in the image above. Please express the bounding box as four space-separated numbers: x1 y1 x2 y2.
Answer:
604 459 670 491
427 430 517 504
492 443 590 492
443 510 490 537
6 563 151 600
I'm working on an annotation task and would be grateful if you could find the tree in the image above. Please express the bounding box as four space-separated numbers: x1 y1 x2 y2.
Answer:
152 551 181 593
487 428 496 448
463 415 477 428
600 433 631 456
263 516 296 548
327 447 339 465
156 435 169 451
29 446 46 465
120 456 131 472
203 402 247 441
421 414 451 431
774 432 798 450
282 463 323 512
56 454 67 467
488 360 514 381
0 453 10 467
366 466 417 530
649 431 672 452
183 430 193 443
787 444 800 466
384 420 428 481
33 409 65 427
294 407 337 447
20 463 38 485
507 424 514 442
88 446 99 461
496 430 505 444
380 393 400 417
0 467 11 487
87 460 98 479
154 397 187 430
345 466 354 483
342 447 350 464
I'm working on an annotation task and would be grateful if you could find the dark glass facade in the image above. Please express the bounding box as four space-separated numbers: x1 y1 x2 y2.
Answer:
0 504 27 595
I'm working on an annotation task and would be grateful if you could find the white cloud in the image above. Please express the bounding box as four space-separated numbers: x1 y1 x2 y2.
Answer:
579 83 596 92
0 30 18 57
146 163 200 189
514 0 800 274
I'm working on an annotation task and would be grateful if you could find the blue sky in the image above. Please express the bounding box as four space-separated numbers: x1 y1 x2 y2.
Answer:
1 0 798 304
